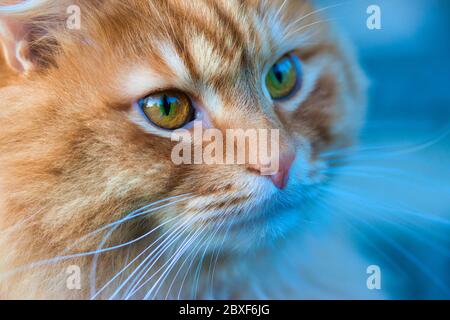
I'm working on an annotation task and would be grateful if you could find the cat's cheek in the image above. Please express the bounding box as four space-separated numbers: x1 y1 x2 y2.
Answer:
0 184 7 228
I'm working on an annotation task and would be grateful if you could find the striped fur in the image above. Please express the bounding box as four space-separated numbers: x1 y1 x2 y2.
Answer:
0 0 366 299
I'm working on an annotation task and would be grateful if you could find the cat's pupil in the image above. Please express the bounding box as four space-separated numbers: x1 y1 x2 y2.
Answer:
162 95 171 116
274 66 284 84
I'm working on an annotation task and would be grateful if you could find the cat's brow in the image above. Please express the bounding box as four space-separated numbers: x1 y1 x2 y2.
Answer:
119 67 170 99
188 34 243 82
118 42 191 99
157 41 192 85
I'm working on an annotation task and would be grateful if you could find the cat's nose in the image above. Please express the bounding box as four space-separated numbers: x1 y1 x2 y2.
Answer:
268 152 295 189
247 152 295 189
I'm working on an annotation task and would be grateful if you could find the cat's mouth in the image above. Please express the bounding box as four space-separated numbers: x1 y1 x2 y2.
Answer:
166 153 328 251
198 180 319 238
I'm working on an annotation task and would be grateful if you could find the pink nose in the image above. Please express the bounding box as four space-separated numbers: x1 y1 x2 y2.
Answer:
269 152 295 189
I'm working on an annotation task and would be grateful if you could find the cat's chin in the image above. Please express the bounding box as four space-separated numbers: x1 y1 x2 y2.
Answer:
207 186 320 254
228 209 305 253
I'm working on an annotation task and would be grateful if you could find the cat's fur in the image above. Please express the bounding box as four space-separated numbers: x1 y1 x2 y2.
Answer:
0 0 372 299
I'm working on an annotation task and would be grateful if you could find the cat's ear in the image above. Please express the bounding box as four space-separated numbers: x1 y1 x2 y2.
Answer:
0 0 66 75
0 17 34 74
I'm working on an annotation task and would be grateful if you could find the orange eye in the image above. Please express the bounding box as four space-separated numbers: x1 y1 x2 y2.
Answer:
138 91 194 130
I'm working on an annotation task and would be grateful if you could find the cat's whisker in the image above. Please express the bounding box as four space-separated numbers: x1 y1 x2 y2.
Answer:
370 213 450 257
121 209 222 299
71 193 194 249
61 196 195 257
91 196 197 298
316 186 450 296
322 170 450 196
163 233 203 299
321 125 450 161
271 0 289 25
207 212 237 298
144 209 230 300
162 217 217 300
0 208 43 235
120 213 200 299
100 213 196 300
346 192 449 242
155 224 213 300
130 221 200 296
190 214 228 299
85 213 178 257
342 207 450 296
54 193 194 263
174 226 218 300
103 212 200 300
325 187 450 256
321 165 408 175
74 194 195 292
319 185 450 228
319 167 443 187
136 210 225 298
284 2 351 35
88 213 182 297
88 194 195 297
316 184 450 257
0 195 193 281
282 19 338 42
314 196 426 282
141 223 209 300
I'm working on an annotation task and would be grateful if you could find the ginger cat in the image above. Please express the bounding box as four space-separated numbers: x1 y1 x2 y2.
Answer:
0 0 370 299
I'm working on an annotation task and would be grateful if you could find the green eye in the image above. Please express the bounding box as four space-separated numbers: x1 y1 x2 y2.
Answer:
139 91 194 130
266 54 300 100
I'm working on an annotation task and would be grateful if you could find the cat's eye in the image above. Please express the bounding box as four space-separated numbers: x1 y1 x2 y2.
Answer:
266 54 301 100
138 91 194 130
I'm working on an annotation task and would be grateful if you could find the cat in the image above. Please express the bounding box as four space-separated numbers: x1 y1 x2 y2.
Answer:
0 0 381 299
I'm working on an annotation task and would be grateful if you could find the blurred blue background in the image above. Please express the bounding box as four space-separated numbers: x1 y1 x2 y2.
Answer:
315 0 450 123
313 0 450 299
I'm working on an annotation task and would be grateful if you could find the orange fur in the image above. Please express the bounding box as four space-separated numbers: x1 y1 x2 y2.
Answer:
0 0 366 299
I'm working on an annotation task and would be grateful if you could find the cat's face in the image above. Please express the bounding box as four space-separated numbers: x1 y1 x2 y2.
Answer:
0 0 365 266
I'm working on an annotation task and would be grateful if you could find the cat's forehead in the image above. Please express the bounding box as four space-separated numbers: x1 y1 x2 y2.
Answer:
108 0 313 97
136 0 285 77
